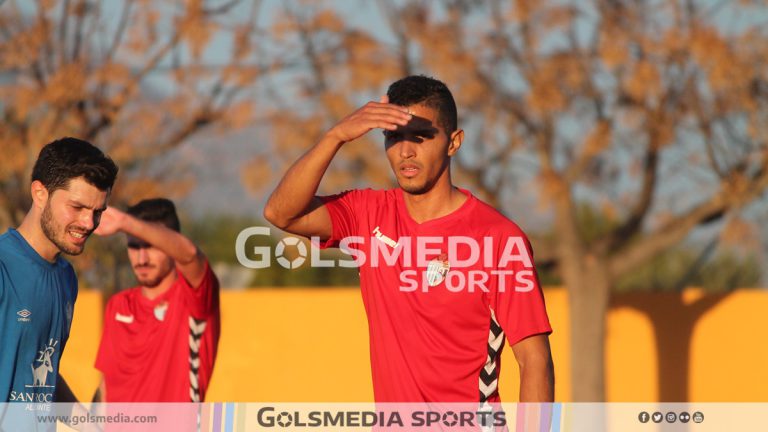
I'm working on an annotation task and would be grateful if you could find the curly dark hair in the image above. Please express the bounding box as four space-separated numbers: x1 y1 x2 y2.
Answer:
127 198 181 232
386 75 458 133
32 137 118 193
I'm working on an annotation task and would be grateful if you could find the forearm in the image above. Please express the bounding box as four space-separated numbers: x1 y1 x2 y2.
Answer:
264 134 343 228
519 357 555 402
119 215 200 265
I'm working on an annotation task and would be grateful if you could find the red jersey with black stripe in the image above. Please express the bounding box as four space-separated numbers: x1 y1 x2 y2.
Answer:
95 262 220 402
320 188 552 402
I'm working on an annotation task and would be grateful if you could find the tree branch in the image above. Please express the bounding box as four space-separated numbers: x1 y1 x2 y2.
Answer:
609 164 768 277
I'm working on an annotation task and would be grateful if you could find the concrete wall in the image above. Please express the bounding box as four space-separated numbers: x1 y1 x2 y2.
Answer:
60 288 768 402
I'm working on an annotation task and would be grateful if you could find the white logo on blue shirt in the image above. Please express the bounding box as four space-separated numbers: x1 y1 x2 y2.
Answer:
16 309 31 322
26 339 58 388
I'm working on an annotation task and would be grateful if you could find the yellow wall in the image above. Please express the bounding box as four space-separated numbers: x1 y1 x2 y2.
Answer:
60 288 768 402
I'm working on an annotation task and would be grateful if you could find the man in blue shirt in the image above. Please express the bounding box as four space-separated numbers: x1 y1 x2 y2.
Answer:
0 137 117 412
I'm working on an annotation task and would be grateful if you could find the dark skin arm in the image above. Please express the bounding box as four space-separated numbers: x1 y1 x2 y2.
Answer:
511 334 555 402
263 96 412 240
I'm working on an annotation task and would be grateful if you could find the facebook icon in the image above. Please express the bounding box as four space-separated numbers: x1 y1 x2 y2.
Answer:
638 412 650 423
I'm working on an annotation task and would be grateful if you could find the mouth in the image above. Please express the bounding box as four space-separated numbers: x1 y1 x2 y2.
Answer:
67 229 90 244
399 164 420 179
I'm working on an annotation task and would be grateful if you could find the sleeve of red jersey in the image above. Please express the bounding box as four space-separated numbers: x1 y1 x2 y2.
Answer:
180 260 220 320
315 190 364 249
493 232 553 347
94 297 115 374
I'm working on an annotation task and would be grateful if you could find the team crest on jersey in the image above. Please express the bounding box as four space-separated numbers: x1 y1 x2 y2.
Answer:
154 302 169 321
426 254 450 287
27 339 58 388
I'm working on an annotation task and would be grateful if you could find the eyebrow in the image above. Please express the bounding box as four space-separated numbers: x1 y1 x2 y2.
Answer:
68 200 107 212
127 239 151 249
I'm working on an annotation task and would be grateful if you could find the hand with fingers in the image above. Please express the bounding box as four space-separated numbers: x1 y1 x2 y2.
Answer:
326 95 412 145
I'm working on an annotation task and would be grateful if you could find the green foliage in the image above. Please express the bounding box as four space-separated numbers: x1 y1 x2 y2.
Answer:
617 248 762 293
186 214 359 288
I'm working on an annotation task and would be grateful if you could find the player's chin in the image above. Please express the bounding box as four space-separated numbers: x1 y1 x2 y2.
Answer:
138 276 162 288
59 241 86 256
398 179 430 195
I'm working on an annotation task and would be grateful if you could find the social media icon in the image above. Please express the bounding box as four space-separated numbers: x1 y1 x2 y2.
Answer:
679 412 691 423
693 412 704 423
652 412 663 423
666 412 677 423
638 412 650 423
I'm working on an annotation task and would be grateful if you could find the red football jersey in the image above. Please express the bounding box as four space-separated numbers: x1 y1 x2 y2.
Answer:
95 262 220 402
320 188 552 402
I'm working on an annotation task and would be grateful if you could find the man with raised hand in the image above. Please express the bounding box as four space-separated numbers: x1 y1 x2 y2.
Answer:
264 75 554 404
93 198 220 402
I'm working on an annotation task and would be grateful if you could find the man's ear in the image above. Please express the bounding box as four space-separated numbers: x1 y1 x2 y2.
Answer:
447 129 464 157
30 180 49 210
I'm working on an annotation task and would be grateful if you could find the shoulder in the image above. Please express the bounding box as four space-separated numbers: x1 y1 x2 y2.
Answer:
467 195 530 238
105 287 139 310
321 188 396 209
324 188 393 201
0 230 22 263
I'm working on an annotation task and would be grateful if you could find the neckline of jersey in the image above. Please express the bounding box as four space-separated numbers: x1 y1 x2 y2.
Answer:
133 268 184 306
7 228 64 270
395 187 476 228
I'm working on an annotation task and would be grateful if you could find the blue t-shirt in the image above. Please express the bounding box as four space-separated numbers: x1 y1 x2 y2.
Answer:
0 228 78 404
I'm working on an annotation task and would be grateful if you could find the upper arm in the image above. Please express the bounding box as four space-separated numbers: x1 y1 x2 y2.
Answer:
175 248 208 289
511 334 553 368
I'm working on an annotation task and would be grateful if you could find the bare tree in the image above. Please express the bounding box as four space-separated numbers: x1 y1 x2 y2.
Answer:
0 0 278 288
258 0 768 401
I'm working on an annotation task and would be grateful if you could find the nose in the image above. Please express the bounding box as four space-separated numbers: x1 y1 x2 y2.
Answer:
136 247 149 264
79 209 96 232
399 140 416 159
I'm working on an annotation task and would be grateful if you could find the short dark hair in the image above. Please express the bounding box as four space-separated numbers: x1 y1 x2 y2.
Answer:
386 75 458 133
127 198 181 232
32 137 118 193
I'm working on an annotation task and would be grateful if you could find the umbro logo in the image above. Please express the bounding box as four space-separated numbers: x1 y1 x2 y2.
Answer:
115 313 134 324
17 309 31 322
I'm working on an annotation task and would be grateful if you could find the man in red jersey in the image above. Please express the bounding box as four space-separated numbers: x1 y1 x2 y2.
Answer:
93 198 220 402
264 75 553 403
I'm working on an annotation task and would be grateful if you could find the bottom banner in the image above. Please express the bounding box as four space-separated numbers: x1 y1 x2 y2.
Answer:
0 402 764 431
